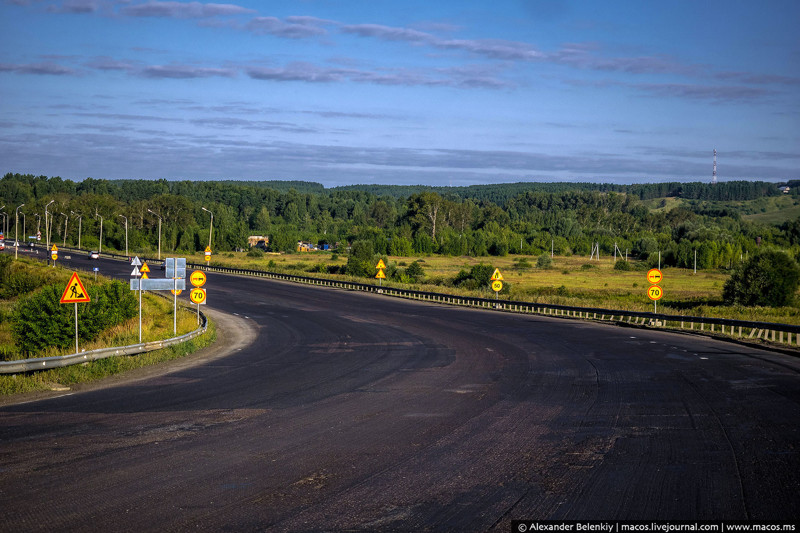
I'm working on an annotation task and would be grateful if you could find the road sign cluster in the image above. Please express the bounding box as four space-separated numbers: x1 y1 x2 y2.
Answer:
375 259 386 285
647 268 663 301
490 268 503 292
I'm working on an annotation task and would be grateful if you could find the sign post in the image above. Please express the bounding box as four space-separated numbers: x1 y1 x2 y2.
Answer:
204 246 212 266
190 270 207 324
131 257 143 343
490 268 503 300
646 268 664 313
375 259 386 287
50 244 58 267
59 272 91 353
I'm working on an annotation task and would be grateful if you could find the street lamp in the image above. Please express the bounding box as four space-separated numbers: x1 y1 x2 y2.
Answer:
44 200 54 250
118 214 128 258
147 208 162 260
95 209 103 254
71 212 82 250
61 213 69 247
201 207 214 250
15 204 24 259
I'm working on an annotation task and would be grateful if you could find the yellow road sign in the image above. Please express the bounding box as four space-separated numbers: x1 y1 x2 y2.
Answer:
171 289 182 295
51 245 58 252
375 259 386 270
205 246 212 253
190 270 207 287
141 272 149 280
490 268 503 281
491 280 503 292
375 269 386 279
646 268 663 285
60 272 91 303
140 263 150 273
51 252 58 261
648 285 664 301
189 288 207 304
204 255 211 262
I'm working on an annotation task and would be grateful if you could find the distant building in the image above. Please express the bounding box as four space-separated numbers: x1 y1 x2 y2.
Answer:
779 186 791 194
248 235 269 249
297 241 317 252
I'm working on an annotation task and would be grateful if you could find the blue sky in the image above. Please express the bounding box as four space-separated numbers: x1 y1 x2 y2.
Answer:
1 0 798 187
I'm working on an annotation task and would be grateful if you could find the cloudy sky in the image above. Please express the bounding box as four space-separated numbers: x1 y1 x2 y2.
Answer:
1 0 798 186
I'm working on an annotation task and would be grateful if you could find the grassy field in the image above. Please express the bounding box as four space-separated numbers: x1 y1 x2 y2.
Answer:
174 248 800 325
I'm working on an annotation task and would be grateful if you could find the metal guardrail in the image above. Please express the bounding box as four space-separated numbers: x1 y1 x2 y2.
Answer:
0 310 207 374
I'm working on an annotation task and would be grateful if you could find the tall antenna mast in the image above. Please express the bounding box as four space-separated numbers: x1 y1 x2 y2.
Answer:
712 148 717 185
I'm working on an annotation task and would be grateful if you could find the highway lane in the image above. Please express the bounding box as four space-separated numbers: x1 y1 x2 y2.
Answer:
1 250 799 531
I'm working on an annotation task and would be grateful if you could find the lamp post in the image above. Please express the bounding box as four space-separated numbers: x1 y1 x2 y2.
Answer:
61 213 69 247
0 205 4 239
71 212 82 250
15 204 24 259
201 207 214 250
95 209 103 254
147 208 162 260
44 200 54 250
118 214 128 258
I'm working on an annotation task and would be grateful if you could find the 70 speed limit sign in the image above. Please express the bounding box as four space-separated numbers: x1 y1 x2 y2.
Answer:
648 285 664 301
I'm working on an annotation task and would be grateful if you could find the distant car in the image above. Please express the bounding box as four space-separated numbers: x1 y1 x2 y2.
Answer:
0 241 4 251
88 251 100 259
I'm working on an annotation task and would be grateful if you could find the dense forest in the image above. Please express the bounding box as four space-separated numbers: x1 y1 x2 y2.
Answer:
1 172 798 272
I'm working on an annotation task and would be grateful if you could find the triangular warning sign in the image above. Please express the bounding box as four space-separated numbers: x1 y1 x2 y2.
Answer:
141 272 149 280
60 272 91 303
375 259 386 270
140 263 150 273
375 269 386 279
490 268 503 281
51 244 58 252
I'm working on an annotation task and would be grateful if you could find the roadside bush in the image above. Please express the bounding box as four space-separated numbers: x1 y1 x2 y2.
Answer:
723 250 800 307
247 247 265 258
536 255 552 269
453 263 494 289
613 260 633 271
12 280 138 355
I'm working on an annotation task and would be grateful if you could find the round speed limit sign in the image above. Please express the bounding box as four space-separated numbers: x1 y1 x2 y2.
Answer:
647 285 664 301
189 288 207 304
491 280 503 292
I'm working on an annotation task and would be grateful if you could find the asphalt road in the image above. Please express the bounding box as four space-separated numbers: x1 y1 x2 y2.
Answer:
1 249 799 531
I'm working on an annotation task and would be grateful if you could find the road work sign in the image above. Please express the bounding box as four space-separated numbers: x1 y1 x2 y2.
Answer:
490 268 503 281
60 272 91 303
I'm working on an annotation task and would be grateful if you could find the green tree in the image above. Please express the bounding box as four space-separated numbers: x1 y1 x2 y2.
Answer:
346 240 375 277
723 250 800 307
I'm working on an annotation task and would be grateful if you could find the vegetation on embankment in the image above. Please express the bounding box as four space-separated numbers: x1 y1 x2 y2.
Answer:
0 256 214 395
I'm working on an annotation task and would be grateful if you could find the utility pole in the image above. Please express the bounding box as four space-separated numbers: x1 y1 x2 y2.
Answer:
15 204 24 259
119 214 128 257
147 208 162 260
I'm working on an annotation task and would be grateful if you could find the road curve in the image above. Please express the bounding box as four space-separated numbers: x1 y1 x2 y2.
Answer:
1 252 799 531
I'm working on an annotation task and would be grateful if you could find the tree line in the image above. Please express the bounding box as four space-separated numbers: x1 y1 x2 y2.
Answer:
1 173 797 272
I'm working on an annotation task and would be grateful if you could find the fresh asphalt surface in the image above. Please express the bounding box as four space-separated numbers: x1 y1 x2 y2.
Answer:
1 248 799 531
